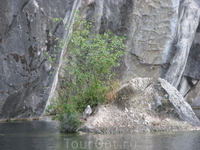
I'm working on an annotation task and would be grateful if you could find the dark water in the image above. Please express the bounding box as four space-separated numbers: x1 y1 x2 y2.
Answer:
0 117 200 150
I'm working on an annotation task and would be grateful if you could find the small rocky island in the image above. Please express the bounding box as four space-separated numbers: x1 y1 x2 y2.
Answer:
77 78 200 133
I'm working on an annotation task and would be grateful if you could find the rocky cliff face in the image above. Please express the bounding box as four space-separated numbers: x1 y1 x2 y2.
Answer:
80 0 200 108
0 0 200 120
0 0 80 120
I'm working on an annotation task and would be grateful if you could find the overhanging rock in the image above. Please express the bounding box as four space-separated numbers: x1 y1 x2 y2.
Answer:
158 78 200 126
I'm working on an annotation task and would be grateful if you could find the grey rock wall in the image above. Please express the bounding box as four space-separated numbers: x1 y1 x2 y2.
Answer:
81 0 180 80
178 0 200 106
1 0 200 120
81 0 200 106
0 0 80 120
81 0 200 86
165 0 200 88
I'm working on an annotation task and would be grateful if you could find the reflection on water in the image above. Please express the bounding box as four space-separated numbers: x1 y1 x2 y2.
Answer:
0 117 200 150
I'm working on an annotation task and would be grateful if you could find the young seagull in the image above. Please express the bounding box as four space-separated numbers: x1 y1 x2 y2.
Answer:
82 105 92 121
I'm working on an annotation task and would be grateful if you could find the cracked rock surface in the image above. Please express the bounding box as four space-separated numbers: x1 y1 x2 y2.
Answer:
1 0 200 121
80 0 200 108
0 0 79 120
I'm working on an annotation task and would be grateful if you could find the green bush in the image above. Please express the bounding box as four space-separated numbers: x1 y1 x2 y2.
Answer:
47 16 126 133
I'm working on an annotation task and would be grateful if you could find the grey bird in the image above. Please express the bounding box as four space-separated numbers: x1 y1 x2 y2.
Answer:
82 105 92 120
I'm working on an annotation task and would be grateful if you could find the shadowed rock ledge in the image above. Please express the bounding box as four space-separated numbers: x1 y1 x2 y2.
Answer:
77 78 200 133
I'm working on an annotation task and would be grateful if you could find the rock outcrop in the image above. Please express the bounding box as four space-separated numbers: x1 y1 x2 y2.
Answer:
0 0 80 120
79 0 200 106
77 78 200 133
165 0 200 88
158 78 200 126
1 0 200 121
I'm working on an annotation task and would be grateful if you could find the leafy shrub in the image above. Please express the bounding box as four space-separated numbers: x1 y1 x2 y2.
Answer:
47 15 126 133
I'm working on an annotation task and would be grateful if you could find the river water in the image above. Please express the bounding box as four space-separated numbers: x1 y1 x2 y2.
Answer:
0 117 200 150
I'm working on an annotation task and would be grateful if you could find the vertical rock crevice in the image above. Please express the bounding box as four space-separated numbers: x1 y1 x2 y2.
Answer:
164 0 200 88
